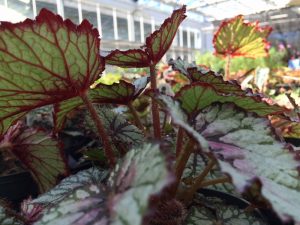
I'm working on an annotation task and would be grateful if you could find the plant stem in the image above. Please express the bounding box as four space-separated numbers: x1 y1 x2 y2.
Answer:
150 64 161 140
176 127 184 157
81 93 116 168
128 102 146 134
225 55 231 80
184 157 216 203
170 139 195 197
198 176 230 187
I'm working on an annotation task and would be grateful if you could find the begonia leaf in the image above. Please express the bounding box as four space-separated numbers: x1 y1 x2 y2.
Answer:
105 49 150 68
85 106 144 150
54 76 149 131
0 8 104 135
213 15 272 58
195 103 300 223
32 168 108 206
270 116 300 139
108 144 173 225
145 6 186 64
35 184 108 225
0 123 68 192
0 201 23 225
35 144 172 225
175 83 284 119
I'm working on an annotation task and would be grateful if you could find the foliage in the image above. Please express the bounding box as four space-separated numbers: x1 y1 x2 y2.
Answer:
0 6 300 225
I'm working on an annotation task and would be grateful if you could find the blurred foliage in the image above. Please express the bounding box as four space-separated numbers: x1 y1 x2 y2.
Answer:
196 47 287 73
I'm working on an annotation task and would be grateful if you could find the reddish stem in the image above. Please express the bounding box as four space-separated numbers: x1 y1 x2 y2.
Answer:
150 64 161 140
81 93 116 167
128 102 146 135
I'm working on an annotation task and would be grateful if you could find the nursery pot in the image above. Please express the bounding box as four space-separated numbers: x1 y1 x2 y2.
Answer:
198 188 291 225
0 171 38 208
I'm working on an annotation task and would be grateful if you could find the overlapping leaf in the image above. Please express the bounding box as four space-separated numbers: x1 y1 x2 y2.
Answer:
108 144 173 225
105 6 186 67
85 106 144 150
0 123 68 192
195 103 300 223
0 9 104 135
270 116 300 139
54 76 149 131
32 168 108 206
35 184 108 225
175 82 284 119
35 144 172 225
213 15 272 58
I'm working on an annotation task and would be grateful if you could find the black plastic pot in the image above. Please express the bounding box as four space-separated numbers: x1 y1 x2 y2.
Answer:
198 188 293 225
0 171 38 208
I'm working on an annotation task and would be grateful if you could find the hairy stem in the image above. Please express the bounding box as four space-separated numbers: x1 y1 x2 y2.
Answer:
81 93 116 167
198 176 231 187
150 64 161 140
225 55 231 80
184 157 216 203
176 127 185 157
128 102 146 134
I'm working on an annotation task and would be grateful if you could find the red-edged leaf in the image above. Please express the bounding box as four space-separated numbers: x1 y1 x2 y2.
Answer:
0 9 104 135
0 123 68 192
145 5 186 64
195 103 300 223
175 82 284 119
105 49 150 68
270 115 300 139
213 15 272 58
187 67 245 95
54 77 149 131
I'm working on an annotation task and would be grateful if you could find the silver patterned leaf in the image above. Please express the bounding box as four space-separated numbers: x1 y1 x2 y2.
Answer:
185 194 266 225
196 103 300 223
108 144 173 225
34 184 107 225
0 203 23 225
32 168 108 206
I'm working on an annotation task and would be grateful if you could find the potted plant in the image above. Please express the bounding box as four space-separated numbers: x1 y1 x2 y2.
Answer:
0 6 299 225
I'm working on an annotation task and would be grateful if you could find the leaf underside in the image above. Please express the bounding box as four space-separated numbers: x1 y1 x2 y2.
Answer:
213 15 272 58
196 103 300 223
0 9 104 135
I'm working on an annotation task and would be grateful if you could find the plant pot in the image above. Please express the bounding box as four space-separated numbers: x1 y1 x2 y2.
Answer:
198 188 292 225
0 171 38 208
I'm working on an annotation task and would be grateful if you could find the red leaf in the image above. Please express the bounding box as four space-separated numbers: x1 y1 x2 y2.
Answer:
0 9 104 135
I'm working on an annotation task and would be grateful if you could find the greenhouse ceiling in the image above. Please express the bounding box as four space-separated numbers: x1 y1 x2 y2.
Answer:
137 0 294 21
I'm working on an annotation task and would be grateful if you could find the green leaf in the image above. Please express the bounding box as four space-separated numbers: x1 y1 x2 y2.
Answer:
186 193 266 225
195 103 300 223
86 106 144 150
35 184 108 225
32 168 108 206
175 82 284 119
0 201 23 225
213 15 272 58
1 123 68 192
109 144 173 225
158 95 209 151
54 76 149 131
0 9 104 135
145 6 186 64
105 49 150 68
